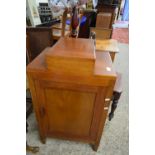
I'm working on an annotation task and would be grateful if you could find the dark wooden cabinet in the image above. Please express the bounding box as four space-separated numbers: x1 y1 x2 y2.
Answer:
27 38 116 151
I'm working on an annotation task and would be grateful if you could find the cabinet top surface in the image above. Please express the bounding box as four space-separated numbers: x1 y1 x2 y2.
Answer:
45 37 96 61
27 47 116 80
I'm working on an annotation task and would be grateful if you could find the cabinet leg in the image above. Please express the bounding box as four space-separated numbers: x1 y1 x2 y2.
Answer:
40 136 46 144
91 142 99 151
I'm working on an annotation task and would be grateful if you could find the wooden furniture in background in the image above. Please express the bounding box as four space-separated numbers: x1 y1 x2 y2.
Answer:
90 28 118 62
96 12 112 28
95 39 119 62
90 27 112 39
26 35 31 64
27 37 116 151
96 1 119 28
36 19 61 28
52 23 70 40
52 9 70 40
109 72 123 121
78 10 97 38
26 27 53 62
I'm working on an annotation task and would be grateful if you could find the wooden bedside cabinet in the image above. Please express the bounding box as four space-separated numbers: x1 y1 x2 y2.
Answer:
27 37 116 151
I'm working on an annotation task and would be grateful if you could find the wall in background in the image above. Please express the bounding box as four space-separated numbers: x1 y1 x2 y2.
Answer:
27 0 41 26
122 0 129 21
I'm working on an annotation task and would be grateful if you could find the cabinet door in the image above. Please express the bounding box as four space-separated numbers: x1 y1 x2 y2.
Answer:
36 81 108 141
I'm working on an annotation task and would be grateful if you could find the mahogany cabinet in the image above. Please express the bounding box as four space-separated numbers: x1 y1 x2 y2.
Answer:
27 37 116 151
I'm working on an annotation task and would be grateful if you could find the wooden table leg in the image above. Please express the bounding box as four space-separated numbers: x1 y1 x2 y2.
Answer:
110 52 115 62
109 91 122 121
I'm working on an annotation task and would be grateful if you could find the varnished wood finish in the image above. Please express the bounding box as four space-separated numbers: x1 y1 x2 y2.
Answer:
96 13 112 28
52 29 70 40
45 89 95 136
27 38 116 151
90 27 112 40
95 39 119 62
96 3 118 28
110 52 115 62
52 22 70 40
90 28 119 62
95 39 119 52
45 38 95 75
26 27 53 62
52 9 70 40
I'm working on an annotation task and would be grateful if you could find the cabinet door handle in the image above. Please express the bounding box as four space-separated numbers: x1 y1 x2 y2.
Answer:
105 98 111 102
104 107 108 110
40 107 45 117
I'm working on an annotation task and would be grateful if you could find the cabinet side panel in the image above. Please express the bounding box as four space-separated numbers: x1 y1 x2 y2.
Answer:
27 74 46 141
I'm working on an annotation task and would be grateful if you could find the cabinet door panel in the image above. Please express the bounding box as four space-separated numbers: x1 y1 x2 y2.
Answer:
44 88 96 137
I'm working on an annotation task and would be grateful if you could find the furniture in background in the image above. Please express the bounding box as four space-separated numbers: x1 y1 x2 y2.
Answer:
52 23 70 40
27 37 116 151
78 10 97 38
36 19 61 27
96 0 119 28
95 39 119 62
26 35 31 64
38 3 53 23
96 12 112 28
26 27 53 62
90 27 112 39
51 8 97 39
90 29 123 121
52 9 70 40
109 72 123 121
90 27 118 62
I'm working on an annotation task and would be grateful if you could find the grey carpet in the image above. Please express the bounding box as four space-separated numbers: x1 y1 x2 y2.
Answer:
27 42 129 155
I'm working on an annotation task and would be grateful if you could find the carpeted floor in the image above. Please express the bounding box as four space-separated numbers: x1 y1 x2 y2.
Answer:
27 43 129 155
112 28 129 44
